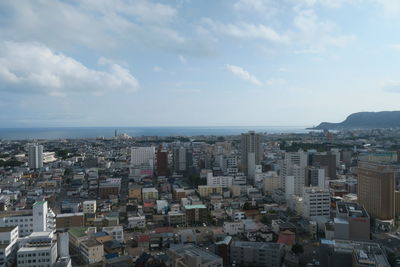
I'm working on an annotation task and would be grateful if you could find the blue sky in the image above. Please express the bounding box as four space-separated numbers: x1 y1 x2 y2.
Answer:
1 0 400 127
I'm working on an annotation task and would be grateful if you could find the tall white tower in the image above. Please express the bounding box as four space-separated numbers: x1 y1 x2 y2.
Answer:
28 144 43 169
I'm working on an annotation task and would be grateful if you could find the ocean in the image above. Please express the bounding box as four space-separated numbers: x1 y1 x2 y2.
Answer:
0 126 311 140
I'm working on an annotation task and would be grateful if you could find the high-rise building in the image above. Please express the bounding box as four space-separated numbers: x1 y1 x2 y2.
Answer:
303 187 330 218
156 147 169 176
173 147 187 173
358 161 396 220
307 166 326 188
241 131 262 181
280 150 308 189
311 152 337 180
131 147 155 169
28 144 43 169
285 164 306 199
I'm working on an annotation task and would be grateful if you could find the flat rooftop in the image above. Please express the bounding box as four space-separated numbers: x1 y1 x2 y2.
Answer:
0 226 17 232
170 244 221 264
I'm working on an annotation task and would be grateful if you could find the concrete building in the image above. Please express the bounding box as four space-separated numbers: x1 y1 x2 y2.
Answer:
358 160 396 220
156 147 169 176
80 239 103 264
56 213 84 229
261 171 280 194
0 226 18 267
311 152 337 180
207 174 233 188
82 200 96 214
230 241 283 267
128 185 142 199
307 167 326 188
0 201 55 237
142 187 158 201
28 144 43 169
320 239 390 267
241 131 262 181
102 226 124 243
131 146 155 169
168 211 186 227
223 221 244 236
98 179 121 199
168 244 223 267
198 185 222 198
303 187 330 218
280 150 308 189
285 164 306 199
184 205 209 226
17 231 58 267
334 202 370 241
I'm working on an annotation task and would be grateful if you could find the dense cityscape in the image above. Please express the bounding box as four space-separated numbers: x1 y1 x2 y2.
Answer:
0 128 400 266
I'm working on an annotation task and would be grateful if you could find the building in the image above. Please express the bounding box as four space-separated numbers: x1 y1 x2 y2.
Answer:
82 200 96 214
334 202 370 241
173 188 186 201
173 147 188 173
320 239 390 267
168 244 223 267
207 174 233 187
142 188 158 201
241 131 262 180
28 144 43 169
128 185 142 199
357 160 396 220
311 152 337 180
303 187 330 218
56 213 85 229
156 147 169 176
0 201 55 237
184 205 209 226
80 239 103 264
98 179 121 199
167 211 186 227
198 185 222 198
280 150 308 189
223 221 244 236
307 167 326 188
131 147 155 169
17 231 58 267
0 226 18 267
230 241 283 267
102 226 124 243
285 164 306 199
262 172 280 194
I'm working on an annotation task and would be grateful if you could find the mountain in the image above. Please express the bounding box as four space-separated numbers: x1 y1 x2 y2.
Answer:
310 111 400 130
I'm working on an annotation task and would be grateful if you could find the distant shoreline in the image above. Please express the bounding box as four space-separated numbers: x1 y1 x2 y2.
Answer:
0 126 312 140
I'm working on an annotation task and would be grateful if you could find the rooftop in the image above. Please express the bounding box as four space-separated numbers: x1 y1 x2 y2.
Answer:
68 227 89 238
81 239 102 248
170 244 221 264
184 204 207 209
0 226 17 232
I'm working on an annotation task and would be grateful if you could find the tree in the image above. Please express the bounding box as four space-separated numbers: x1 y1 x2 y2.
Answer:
261 215 271 225
291 243 304 255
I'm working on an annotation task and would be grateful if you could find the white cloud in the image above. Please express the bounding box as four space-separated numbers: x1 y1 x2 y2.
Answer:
153 66 162 72
371 0 400 15
203 18 289 44
226 64 262 86
0 41 140 96
0 0 186 52
382 80 400 93
179 55 187 64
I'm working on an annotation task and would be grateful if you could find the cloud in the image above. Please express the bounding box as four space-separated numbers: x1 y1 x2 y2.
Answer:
203 18 289 44
382 81 400 93
0 0 187 53
226 64 262 86
0 41 140 96
153 66 162 72
371 0 400 15
179 55 187 64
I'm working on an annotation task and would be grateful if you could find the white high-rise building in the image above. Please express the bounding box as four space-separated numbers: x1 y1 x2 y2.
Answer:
131 147 155 169
280 150 308 189
303 187 330 218
0 201 55 237
285 165 306 199
0 226 19 266
28 144 43 169
17 231 58 267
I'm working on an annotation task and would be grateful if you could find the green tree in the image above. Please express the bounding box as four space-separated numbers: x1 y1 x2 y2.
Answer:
261 215 271 225
291 243 304 255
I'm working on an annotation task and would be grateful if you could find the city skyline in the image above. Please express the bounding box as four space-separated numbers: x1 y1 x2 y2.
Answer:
1 0 400 127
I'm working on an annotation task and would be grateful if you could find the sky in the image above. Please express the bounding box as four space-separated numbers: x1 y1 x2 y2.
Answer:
1 0 400 127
